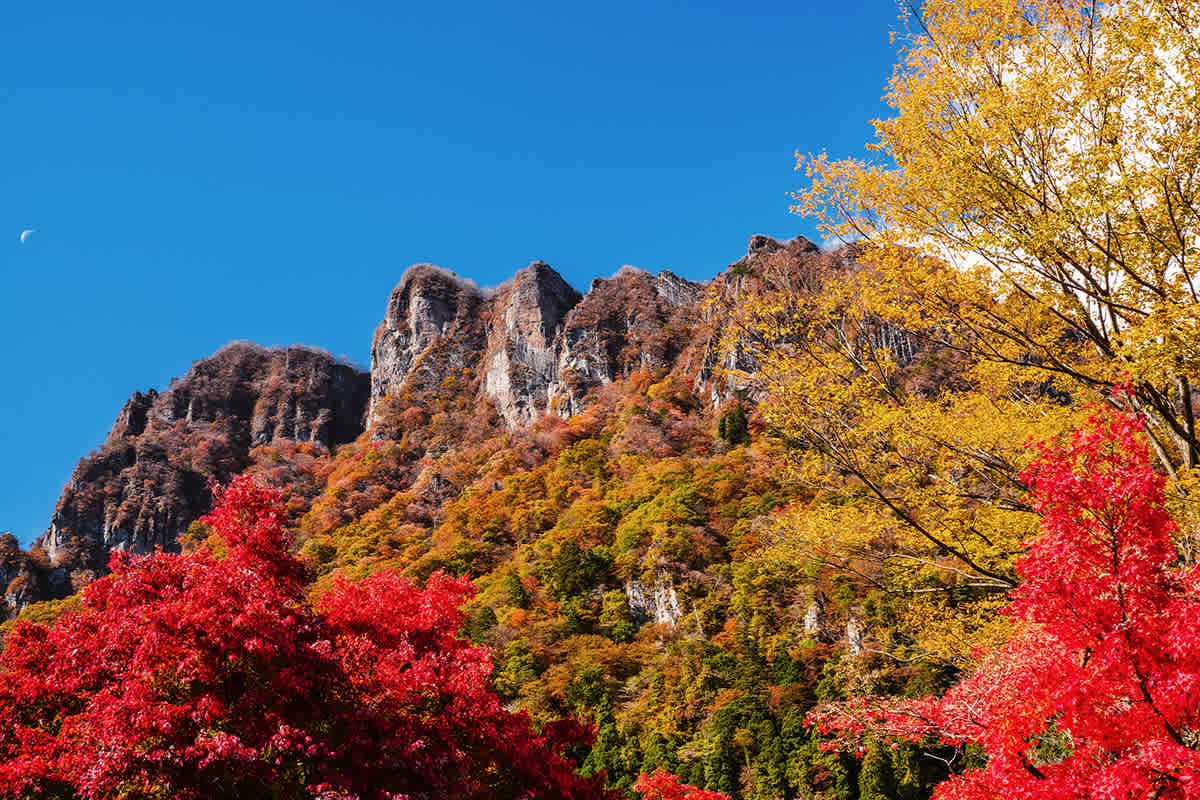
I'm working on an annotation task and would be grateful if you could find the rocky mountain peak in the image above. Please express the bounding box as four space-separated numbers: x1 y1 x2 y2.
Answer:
39 344 369 589
747 233 782 255
107 390 159 442
504 261 582 348
653 269 704 306
746 233 819 258
367 255 736 427
545 267 707 416
370 264 484 419
483 262 582 427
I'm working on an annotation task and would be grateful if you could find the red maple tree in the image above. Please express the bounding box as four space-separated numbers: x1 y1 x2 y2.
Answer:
0 475 612 800
634 769 732 800
810 411 1200 799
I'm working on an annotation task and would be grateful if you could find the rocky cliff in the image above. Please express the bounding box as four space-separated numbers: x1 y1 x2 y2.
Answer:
33 343 369 600
484 262 582 426
546 267 707 416
366 234 839 431
368 260 718 429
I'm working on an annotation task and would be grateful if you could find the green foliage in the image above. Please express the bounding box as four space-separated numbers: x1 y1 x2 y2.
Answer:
495 640 538 699
504 570 531 609
466 604 498 642
717 406 750 447
545 539 613 600
600 590 635 643
857 741 895 800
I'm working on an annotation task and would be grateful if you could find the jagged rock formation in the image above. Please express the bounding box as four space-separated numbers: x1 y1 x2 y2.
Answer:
484 262 582 427
369 265 486 423
35 343 369 598
847 615 865 657
625 574 683 628
0 533 41 613
368 260 716 428
108 390 157 441
546 267 706 417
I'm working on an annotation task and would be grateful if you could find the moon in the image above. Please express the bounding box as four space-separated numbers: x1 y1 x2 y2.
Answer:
19 229 33 244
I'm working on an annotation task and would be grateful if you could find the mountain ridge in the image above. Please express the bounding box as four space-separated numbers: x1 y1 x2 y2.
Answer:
1 233 831 616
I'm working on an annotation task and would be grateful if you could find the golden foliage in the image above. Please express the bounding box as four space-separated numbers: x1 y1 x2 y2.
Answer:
795 0 1200 471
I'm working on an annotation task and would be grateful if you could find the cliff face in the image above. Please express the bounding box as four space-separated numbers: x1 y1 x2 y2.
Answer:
369 262 580 430
38 343 369 594
483 262 582 427
547 267 706 416
368 261 715 429
0 533 41 612
366 235 837 430
369 265 485 422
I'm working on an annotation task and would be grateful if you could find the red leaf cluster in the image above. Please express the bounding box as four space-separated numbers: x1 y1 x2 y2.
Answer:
809 412 1200 799
634 768 732 800
0 475 612 800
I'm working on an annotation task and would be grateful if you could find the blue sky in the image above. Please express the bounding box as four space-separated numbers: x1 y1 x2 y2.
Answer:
0 0 902 545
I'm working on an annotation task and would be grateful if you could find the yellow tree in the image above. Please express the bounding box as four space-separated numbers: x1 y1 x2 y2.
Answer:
795 0 1200 472
726 0 1200 662
722 250 1084 666
729 1 1200 663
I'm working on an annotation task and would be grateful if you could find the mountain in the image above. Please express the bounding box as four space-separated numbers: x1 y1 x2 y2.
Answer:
5 344 368 609
1 234 927 800
368 260 711 431
2 234 844 615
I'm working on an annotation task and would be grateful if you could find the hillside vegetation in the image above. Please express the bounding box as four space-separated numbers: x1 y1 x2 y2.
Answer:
4 1 1200 798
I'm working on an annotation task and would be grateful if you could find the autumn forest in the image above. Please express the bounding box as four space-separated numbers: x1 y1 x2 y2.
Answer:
3 1 1200 798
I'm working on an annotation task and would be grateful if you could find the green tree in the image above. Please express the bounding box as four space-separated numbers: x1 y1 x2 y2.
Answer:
717 406 750 447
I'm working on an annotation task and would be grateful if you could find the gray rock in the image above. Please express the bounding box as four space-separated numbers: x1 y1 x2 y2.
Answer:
803 602 822 635
369 264 481 422
483 262 581 427
41 342 369 579
847 615 865 656
625 574 683 627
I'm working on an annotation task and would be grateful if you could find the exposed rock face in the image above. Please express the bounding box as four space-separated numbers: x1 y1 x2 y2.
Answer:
625 574 683 628
39 342 369 588
367 261 714 428
108 390 158 442
803 602 822 635
547 268 706 417
370 265 484 423
847 615 865 657
483 262 582 427
0 533 41 614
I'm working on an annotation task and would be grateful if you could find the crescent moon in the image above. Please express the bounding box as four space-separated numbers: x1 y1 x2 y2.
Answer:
19 229 33 244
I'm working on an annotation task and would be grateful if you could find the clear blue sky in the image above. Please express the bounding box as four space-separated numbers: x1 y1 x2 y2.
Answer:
0 0 902 545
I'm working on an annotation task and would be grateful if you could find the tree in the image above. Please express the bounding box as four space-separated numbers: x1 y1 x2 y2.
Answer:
809 411 1200 799
726 239 1081 665
0 475 613 800
795 0 1200 472
717 406 750 447
737 0 1200 665
634 769 732 800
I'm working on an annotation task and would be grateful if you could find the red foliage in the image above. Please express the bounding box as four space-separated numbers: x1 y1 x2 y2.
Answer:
809 412 1200 799
0 475 612 800
634 769 732 800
